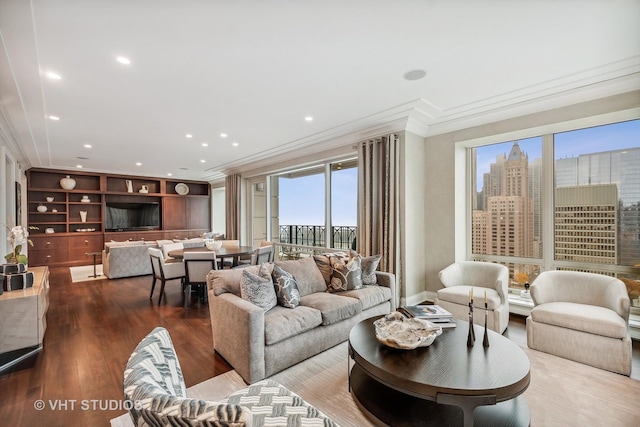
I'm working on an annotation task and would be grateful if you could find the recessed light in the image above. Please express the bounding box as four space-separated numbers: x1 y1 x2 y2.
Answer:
167 173 172 176
136 162 142 166
185 134 193 138
48 115 60 121
403 69 427 81
201 143 208 147
76 165 83 168
116 56 131 65
46 72 61 80
220 133 228 138
305 116 313 122
83 144 92 148
200 159 206 163
232 142 239 147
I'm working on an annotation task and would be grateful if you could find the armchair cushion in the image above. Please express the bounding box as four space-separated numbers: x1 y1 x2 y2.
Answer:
531 302 628 339
437 286 502 310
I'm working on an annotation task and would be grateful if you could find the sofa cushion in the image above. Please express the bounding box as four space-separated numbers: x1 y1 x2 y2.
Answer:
531 302 628 339
313 252 351 285
240 265 277 311
361 254 382 285
221 379 338 426
275 257 326 297
264 305 323 345
327 254 363 293
339 285 391 310
436 286 502 310
300 292 362 325
208 264 275 296
272 264 301 308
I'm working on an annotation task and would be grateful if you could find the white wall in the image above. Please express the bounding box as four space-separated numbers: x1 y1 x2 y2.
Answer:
212 187 226 235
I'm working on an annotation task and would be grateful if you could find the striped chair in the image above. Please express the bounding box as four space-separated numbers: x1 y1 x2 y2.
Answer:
124 327 339 427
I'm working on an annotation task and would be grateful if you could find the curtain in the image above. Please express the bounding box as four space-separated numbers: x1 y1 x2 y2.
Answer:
225 173 241 240
357 134 400 278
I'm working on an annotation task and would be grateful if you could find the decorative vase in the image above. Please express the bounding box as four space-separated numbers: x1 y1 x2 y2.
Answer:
126 180 133 193
37 204 48 212
60 175 76 190
80 211 88 223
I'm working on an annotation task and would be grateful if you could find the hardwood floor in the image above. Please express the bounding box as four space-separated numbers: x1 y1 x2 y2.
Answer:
1 267 639 426
0 267 231 427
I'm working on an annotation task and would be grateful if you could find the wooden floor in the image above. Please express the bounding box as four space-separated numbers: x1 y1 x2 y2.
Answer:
0 267 232 427
1 267 639 426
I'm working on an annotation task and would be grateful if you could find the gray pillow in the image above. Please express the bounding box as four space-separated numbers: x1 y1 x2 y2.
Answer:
240 264 277 311
328 254 363 293
272 264 301 308
361 254 381 285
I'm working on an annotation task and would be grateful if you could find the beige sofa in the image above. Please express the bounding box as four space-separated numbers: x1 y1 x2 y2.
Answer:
102 241 158 279
207 256 396 384
526 270 632 376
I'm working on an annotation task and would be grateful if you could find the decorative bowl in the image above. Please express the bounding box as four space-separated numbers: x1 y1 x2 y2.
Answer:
205 240 223 251
46 196 54 202
374 313 442 350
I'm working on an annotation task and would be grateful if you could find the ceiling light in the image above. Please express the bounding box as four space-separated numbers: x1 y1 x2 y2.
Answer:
232 142 239 147
116 56 131 65
76 165 83 168
46 72 61 80
136 162 142 166
201 143 208 147
83 144 92 148
200 159 206 163
403 69 427 81
220 133 228 138
48 115 60 121
185 134 193 138
305 116 313 122
167 173 172 176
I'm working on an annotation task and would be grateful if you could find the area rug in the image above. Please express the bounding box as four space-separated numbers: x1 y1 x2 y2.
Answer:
111 341 640 427
69 264 104 283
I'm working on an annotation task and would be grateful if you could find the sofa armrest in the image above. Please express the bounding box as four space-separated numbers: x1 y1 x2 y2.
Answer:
102 250 111 278
209 291 266 384
375 271 397 311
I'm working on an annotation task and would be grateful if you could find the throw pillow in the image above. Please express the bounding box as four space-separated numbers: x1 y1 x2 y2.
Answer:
271 264 301 308
240 264 277 311
361 254 382 285
313 251 351 285
327 254 363 293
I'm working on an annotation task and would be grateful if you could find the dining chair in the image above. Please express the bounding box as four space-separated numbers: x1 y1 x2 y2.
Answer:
260 240 276 262
160 242 184 262
183 251 218 308
236 245 274 267
148 247 186 304
220 240 240 268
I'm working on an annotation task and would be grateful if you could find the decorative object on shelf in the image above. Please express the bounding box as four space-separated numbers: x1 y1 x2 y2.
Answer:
45 228 55 234
46 196 54 202
81 195 90 203
139 184 149 193
467 287 475 347
52 209 58 213
60 175 76 190
36 204 48 212
175 182 189 195
3 224 35 265
483 290 490 348
374 312 442 350
80 211 88 223
126 179 133 193
520 282 531 299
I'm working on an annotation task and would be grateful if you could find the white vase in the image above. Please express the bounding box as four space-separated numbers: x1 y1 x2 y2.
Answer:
126 180 133 193
60 175 76 190
37 204 48 212
80 211 88 223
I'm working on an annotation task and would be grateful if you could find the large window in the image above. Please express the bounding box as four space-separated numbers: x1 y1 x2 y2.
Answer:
470 119 640 304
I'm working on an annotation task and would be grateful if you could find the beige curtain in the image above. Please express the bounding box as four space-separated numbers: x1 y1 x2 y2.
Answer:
357 134 400 277
225 173 241 240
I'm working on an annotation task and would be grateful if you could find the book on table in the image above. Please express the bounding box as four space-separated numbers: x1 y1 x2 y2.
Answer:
403 304 452 320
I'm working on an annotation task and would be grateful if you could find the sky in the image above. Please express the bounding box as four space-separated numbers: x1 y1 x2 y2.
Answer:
279 167 357 226
475 119 640 190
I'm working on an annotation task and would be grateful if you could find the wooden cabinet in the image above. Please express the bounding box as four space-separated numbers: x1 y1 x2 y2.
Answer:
26 168 211 267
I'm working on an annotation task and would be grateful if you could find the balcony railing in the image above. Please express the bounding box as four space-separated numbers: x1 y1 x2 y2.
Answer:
278 225 357 251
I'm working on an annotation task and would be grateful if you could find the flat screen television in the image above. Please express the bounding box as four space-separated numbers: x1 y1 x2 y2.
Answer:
105 202 160 231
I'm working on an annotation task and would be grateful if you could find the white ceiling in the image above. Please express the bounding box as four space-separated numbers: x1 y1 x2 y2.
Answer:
1 0 639 182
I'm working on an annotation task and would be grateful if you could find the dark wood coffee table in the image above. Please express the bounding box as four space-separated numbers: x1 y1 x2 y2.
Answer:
348 316 530 427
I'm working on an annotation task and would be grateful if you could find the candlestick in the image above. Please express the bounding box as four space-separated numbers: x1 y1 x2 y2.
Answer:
484 289 487 305
467 307 475 347
483 305 490 348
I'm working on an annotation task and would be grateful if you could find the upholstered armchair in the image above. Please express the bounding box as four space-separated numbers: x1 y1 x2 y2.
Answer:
435 261 510 333
148 247 185 304
526 270 632 376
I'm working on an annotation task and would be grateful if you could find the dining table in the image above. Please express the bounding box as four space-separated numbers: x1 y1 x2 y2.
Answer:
167 246 256 268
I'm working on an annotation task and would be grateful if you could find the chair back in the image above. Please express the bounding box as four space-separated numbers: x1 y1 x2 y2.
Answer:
260 241 275 262
184 251 218 286
161 242 184 259
149 247 185 280
221 239 240 248
253 245 274 265
148 247 164 279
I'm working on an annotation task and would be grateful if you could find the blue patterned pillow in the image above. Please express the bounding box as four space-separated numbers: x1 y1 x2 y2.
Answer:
240 263 277 311
272 264 301 308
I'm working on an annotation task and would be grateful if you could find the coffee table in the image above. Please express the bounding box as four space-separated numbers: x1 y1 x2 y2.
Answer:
348 316 530 427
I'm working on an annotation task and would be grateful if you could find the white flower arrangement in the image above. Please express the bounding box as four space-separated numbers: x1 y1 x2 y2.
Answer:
4 224 36 265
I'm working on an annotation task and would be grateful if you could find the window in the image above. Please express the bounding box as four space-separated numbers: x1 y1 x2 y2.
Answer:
469 119 640 305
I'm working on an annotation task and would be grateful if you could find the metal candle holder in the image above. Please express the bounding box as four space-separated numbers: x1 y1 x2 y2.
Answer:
467 301 475 347
483 302 490 348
